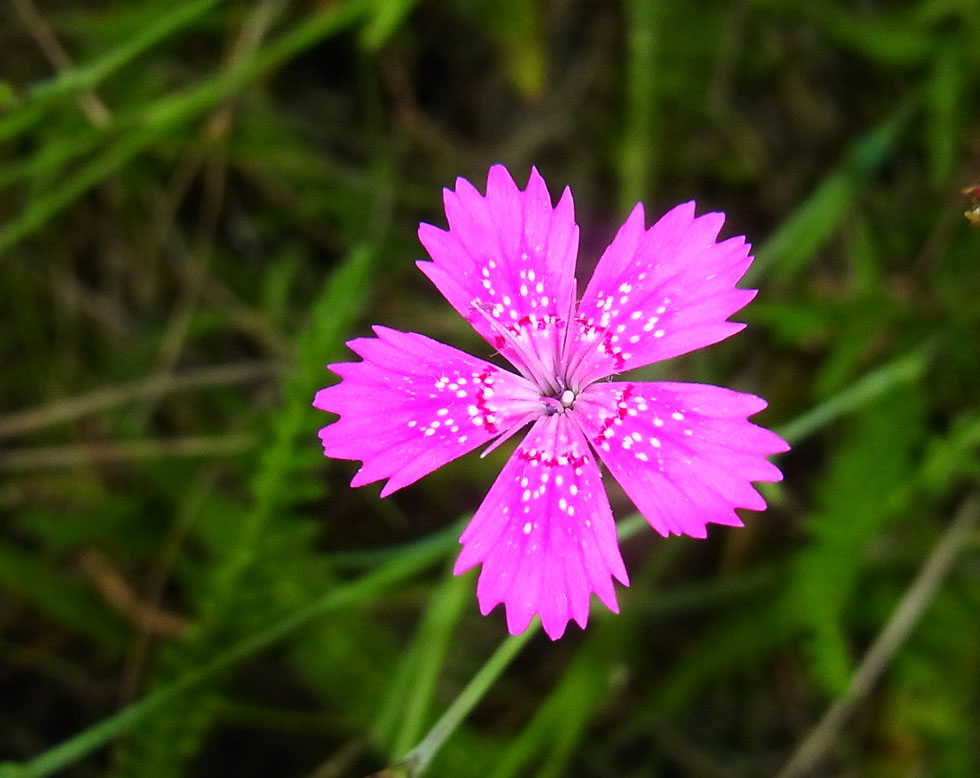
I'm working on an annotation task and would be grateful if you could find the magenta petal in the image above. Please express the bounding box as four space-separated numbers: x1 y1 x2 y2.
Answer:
455 413 629 640
568 202 756 384
314 326 540 496
575 382 788 538
417 165 579 384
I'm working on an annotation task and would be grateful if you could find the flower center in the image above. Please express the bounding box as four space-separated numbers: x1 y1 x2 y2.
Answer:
542 385 577 415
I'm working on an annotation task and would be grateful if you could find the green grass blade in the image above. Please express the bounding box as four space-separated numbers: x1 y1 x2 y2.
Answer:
0 0 222 142
0 0 373 255
618 0 662 211
0 526 456 778
775 340 935 445
749 97 917 284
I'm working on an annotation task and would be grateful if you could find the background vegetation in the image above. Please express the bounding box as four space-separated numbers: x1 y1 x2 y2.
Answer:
1 1 979 776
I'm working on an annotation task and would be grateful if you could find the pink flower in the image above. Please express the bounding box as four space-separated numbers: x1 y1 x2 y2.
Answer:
314 165 788 639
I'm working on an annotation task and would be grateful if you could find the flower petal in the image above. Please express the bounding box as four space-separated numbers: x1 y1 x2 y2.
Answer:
566 202 755 385
417 165 579 391
314 326 541 496
455 413 629 639
574 382 788 538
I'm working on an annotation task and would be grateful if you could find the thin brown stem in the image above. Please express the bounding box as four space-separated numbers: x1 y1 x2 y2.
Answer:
0 361 280 439
775 494 980 778
0 435 257 471
10 0 112 126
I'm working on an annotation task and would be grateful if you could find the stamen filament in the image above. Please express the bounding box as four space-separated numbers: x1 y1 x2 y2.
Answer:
470 302 561 394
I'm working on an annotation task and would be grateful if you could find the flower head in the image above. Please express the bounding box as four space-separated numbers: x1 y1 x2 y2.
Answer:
314 165 788 639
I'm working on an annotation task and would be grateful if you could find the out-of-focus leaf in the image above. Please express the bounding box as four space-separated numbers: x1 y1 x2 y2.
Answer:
785 387 925 692
751 99 916 284
925 37 964 186
463 0 546 98
361 0 424 50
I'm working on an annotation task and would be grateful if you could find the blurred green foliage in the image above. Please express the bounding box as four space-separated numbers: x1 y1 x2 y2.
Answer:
1 1 979 777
